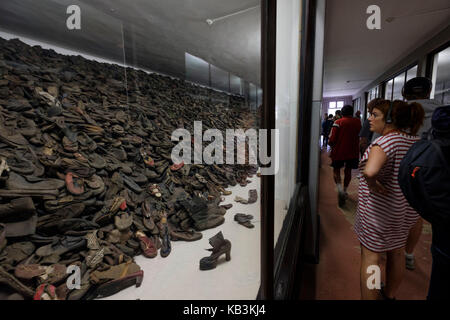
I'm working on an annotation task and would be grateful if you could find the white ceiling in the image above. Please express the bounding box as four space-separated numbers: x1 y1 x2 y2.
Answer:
0 0 261 86
323 0 450 98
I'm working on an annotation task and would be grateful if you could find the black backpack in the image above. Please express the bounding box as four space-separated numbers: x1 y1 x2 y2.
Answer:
398 105 450 226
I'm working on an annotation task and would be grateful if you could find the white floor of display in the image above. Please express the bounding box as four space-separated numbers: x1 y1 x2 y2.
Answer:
101 175 287 300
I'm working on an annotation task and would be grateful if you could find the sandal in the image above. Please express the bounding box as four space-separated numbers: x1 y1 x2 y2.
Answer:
141 200 155 231
170 162 184 171
140 147 155 167
34 283 59 300
135 231 157 258
149 184 162 198
65 172 84 195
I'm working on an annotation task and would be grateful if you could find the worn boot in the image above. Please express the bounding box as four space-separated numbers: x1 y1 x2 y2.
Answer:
199 231 231 270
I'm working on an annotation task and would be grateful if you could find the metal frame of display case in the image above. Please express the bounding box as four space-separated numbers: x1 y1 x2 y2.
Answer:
258 0 316 300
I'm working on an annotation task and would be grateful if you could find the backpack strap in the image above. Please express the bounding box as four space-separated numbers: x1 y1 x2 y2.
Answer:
430 140 450 175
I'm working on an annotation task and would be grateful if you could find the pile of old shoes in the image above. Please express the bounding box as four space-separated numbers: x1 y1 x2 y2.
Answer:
234 214 254 229
0 36 260 300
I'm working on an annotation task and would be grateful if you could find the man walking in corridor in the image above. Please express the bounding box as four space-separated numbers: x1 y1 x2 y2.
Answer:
329 105 362 206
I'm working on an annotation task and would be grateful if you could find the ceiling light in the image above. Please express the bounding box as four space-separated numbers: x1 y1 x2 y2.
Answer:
346 79 372 83
206 5 260 26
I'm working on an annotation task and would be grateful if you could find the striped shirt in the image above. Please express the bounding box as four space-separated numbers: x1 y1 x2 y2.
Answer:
354 132 420 252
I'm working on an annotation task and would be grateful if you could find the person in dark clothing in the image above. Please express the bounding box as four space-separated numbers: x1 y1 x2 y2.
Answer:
333 110 342 121
403 77 443 271
426 108 450 300
359 98 383 157
329 105 362 206
322 114 334 148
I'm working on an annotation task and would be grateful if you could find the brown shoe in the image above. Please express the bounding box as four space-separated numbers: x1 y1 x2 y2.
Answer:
0 266 35 298
199 231 231 270
234 213 255 229
0 197 35 222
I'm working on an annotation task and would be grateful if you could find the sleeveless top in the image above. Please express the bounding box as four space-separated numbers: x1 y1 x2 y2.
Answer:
354 132 420 252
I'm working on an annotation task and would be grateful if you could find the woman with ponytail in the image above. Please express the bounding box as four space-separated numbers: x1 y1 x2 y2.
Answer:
355 99 425 300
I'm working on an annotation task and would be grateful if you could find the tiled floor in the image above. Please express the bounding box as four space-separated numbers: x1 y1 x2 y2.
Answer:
304 150 432 300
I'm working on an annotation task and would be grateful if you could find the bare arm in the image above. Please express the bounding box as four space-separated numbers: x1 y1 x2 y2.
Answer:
364 145 388 195
359 137 369 155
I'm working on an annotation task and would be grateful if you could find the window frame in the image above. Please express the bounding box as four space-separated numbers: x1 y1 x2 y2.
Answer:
426 42 450 103
381 63 419 101
327 99 345 115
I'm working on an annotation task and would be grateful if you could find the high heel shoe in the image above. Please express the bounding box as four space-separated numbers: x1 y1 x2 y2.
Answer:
199 231 231 270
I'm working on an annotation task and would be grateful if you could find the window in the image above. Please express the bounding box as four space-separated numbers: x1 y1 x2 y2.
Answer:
382 64 417 101
367 85 380 103
406 65 418 82
431 46 450 105
393 73 405 101
327 100 344 116
353 97 361 111
385 79 393 100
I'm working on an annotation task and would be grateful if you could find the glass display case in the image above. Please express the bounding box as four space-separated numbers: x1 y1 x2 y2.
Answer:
0 0 264 300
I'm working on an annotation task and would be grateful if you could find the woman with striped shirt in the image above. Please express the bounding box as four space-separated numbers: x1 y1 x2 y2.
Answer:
355 99 424 300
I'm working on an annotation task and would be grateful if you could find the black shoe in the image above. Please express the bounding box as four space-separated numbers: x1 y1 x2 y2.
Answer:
338 191 346 207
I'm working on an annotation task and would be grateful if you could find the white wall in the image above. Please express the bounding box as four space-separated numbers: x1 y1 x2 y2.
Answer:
275 0 301 211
